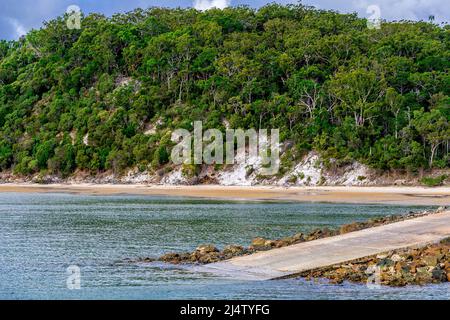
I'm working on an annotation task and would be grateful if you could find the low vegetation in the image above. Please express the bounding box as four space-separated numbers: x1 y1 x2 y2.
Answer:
421 175 448 187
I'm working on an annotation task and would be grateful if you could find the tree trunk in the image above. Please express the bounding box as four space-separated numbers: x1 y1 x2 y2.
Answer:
429 143 441 169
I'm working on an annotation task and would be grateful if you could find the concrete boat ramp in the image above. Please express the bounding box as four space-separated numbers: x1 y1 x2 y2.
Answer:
198 211 450 281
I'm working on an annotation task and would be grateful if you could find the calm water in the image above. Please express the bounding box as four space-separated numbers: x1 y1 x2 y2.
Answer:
0 192 448 300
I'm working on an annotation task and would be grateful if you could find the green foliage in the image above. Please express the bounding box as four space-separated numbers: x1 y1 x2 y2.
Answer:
288 175 298 184
0 5 448 177
35 140 56 169
182 163 201 178
420 175 448 187
152 146 170 167
0 142 12 169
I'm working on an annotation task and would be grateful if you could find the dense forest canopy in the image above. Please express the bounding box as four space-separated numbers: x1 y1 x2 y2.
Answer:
0 4 448 178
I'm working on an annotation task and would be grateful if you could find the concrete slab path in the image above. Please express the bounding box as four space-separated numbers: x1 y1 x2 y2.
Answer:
201 211 450 280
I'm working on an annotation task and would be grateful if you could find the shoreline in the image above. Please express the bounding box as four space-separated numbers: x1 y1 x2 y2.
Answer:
148 208 450 287
0 183 449 205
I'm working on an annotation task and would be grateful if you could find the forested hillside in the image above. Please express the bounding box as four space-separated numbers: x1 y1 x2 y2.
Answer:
0 4 448 179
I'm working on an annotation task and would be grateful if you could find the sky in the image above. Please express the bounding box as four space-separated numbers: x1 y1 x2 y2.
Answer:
0 0 449 40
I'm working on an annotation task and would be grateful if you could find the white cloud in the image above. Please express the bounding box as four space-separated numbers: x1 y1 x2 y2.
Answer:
7 18 27 38
193 0 230 11
280 0 449 23
350 0 449 23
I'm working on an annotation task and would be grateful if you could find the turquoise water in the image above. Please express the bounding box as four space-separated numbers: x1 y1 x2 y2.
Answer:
0 192 448 300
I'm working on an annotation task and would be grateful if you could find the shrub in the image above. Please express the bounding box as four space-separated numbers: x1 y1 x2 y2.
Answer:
420 175 447 187
288 175 298 184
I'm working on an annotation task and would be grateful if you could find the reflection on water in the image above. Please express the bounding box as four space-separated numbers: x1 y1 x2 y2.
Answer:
0 192 447 300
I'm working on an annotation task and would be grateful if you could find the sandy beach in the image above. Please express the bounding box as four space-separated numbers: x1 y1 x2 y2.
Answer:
0 183 449 205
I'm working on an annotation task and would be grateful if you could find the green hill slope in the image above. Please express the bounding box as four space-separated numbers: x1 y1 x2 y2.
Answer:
0 4 448 179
